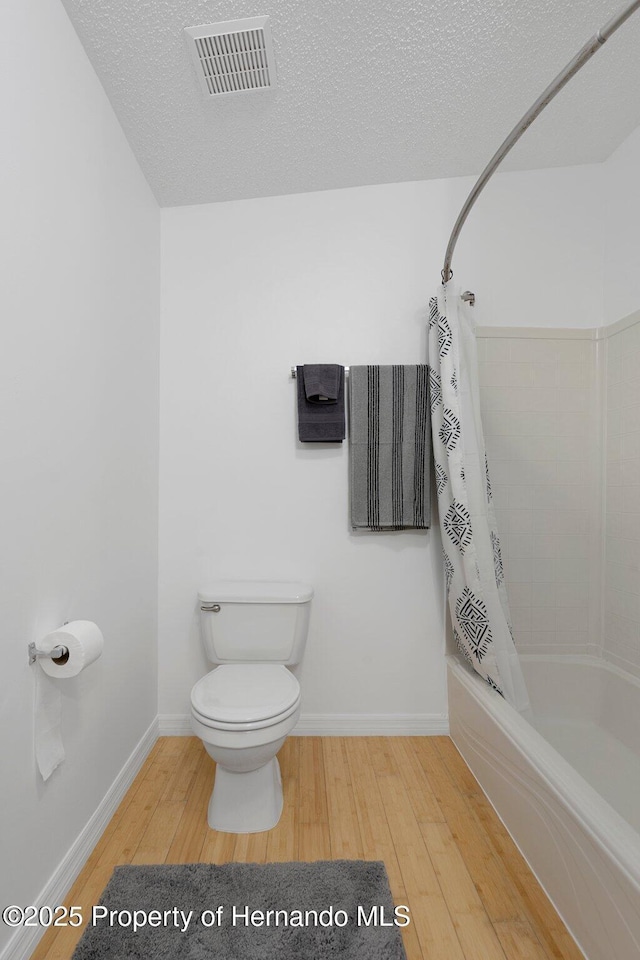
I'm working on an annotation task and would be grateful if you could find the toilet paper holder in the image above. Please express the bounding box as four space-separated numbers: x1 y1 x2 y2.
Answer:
28 621 71 665
28 642 70 665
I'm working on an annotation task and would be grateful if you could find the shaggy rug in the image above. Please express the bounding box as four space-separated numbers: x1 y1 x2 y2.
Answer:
71 860 408 959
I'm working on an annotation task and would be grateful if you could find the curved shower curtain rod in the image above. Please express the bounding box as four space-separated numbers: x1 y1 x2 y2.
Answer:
441 0 640 292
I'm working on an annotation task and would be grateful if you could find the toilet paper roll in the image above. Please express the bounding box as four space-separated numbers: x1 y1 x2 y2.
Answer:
38 620 103 678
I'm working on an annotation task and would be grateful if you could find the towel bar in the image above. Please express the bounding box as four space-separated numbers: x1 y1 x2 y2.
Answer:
291 366 349 378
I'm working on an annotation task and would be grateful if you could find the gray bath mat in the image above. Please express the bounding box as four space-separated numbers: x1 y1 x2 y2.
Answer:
71 860 407 959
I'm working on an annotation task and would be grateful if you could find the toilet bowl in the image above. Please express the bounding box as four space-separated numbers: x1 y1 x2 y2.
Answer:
191 667 301 832
190 581 312 834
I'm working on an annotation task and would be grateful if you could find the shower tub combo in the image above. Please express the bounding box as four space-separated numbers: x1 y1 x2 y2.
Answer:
448 654 640 960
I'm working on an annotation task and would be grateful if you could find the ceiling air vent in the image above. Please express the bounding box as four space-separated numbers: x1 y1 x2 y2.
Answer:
185 17 276 97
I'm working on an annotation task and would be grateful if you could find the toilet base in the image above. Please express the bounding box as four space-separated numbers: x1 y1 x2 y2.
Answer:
208 757 283 833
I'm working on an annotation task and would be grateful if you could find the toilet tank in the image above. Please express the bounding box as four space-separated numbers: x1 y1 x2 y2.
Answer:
198 580 313 665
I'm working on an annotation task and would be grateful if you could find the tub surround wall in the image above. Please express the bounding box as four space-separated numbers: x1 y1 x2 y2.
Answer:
477 332 601 657
1 0 160 955
605 313 640 679
477 311 640 681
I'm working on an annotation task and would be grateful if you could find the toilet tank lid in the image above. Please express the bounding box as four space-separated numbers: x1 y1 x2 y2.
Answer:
198 580 313 604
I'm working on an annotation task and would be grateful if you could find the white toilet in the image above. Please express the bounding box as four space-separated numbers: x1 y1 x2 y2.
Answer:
190 579 313 833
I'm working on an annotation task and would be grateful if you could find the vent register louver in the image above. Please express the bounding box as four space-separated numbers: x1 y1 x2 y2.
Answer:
185 17 276 97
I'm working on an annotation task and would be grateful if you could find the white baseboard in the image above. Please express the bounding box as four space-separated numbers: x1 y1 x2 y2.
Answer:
159 714 193 735
1 717 159 960
159 712 449 736
293 713 449 735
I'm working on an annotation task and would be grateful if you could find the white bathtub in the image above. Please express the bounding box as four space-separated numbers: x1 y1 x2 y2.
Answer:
448 654 640 960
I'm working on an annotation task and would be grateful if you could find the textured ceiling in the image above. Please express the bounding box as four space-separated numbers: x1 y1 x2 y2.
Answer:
60 0 640 206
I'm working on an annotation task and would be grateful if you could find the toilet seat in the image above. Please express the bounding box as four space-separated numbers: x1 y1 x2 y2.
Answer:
191 698 300 733
191 664 300 729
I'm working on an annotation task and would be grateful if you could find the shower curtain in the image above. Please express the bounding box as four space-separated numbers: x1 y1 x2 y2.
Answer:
429 285 530 714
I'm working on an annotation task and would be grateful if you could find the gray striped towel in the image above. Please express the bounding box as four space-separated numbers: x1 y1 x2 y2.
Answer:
349 365 431 530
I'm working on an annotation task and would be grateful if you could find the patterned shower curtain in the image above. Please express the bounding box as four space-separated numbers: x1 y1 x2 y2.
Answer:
429 285 530 714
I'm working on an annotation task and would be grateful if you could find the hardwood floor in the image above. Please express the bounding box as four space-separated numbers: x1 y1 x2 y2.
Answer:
29 736 583 960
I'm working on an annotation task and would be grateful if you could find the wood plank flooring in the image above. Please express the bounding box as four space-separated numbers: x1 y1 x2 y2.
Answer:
29 737 583 960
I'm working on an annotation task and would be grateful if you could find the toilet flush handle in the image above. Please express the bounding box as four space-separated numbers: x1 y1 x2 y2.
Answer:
201 603 221 613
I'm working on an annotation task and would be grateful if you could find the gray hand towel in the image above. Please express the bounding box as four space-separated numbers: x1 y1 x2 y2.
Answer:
297 365 346 442
349 365 431 530
302 364 341 402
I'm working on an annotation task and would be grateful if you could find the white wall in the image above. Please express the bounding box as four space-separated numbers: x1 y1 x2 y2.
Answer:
159 162 603 726
603 124 640 325
0 0 636 936
455 163 604 331
0 0 159 946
